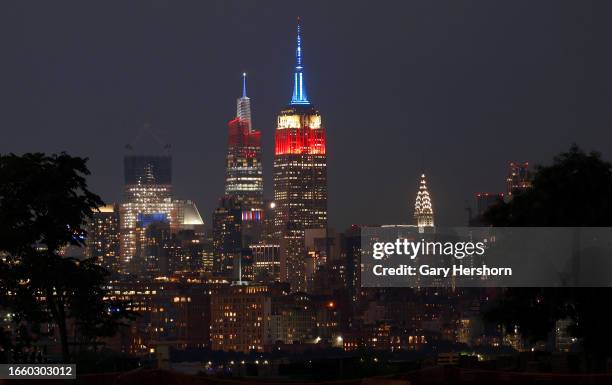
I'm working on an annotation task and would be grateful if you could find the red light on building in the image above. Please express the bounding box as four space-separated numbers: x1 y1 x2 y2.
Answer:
274 127 326 155
241 209 263 222
228 118 261 152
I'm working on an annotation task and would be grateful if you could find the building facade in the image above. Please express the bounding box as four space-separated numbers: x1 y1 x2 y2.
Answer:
210 284 272 353
87 204 120 273
212 196 243 280
273 20 327 292
249 243 281 282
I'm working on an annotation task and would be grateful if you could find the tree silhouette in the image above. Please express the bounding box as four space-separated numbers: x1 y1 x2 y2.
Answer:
483 145 612 370
485 144 612 226
0 153 132 363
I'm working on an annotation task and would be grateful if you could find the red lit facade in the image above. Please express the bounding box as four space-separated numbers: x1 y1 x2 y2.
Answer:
228 118 261 151
224 118 263 214
274 126 326 155
273 105 328 292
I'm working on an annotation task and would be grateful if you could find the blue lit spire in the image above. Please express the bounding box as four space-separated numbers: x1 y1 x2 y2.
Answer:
242 72 247 98
237 72 252 129
290 17 310 105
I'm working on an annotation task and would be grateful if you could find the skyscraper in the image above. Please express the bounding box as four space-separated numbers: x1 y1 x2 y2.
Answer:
475 192 504 217
506 161 532 196
274 19 328 292
120 149 205 277
87 203 120 274
120 154 174 274
414 173 434 228
213 74 264 280
212 196 243 280
249 243 281 282
225 73 264 222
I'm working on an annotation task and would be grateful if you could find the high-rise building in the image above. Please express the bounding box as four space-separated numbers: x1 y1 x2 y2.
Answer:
506 161 532 196
200 231 215 274
225 73 264 226
120 153 205 276
210 284 272 353
475 192 504 217
273 19 328 292
249 243 281 282
304 228 340 291
87 204 120 274
120 155 174 274
140 219 172 278
414 173 434 228
213 74 264 282
212 196 243 280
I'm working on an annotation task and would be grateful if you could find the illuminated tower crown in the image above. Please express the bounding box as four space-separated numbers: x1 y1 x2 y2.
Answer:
290 17 309 105
236 72 252 129
414 173 434 227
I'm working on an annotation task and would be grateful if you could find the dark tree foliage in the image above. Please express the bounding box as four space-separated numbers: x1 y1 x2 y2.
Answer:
483 145 612 370
0 153 132 363
485 144 612 226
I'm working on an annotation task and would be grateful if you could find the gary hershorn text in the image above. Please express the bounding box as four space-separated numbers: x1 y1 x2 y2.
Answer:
372 264 513 277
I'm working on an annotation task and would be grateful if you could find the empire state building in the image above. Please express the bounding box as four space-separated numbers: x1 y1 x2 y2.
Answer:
273 19 327 292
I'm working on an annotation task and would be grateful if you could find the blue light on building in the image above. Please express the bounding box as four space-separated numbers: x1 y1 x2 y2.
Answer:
290 18 310 105
137 213 169 228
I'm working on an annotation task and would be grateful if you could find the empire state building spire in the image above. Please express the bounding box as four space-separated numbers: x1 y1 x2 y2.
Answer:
290 17 310 105
414 173 434 227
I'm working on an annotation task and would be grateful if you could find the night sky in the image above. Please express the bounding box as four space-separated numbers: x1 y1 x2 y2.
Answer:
1 1 611 229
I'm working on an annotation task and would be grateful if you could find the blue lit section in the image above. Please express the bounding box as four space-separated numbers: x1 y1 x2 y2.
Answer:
242 72 247 98
137 213 168 228
290 18 310 105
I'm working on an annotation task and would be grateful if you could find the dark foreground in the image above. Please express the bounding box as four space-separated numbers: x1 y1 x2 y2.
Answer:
5 367 612 385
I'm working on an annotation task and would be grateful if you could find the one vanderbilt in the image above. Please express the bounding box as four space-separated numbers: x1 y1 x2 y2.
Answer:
372 239 486 260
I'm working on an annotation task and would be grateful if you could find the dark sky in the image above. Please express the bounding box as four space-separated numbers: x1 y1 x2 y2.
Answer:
1 0 612 229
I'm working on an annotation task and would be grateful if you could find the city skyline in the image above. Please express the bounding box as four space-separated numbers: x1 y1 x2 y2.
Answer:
1 1 611 230
2 2 612 379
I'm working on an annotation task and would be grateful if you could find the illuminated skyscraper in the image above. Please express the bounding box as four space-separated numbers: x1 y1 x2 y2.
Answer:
414 174 434 227
120 155 174 274
212 196 243 279
274 19 327 292
225 73 264 220
506 161 532 196
214 74 263 280
87 204 120 274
